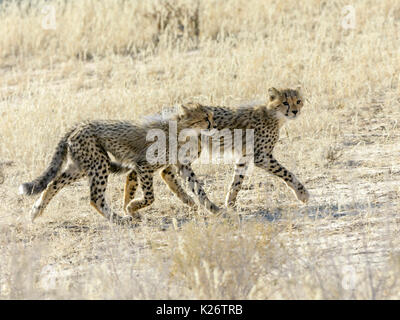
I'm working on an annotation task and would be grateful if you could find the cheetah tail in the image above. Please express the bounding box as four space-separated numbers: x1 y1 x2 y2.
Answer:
19 130 72 196
109 162 132 175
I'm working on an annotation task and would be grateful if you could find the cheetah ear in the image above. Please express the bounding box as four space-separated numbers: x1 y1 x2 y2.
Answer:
179 105 190 116
268 87 280 101
295 86 302 94
175 105 187 120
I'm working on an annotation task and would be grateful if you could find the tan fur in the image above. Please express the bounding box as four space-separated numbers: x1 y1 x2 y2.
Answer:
120 87 309 208
19 103 219 224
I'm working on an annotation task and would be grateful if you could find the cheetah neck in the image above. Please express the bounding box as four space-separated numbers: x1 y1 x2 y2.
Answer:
275 112 287 128
265 106 287 128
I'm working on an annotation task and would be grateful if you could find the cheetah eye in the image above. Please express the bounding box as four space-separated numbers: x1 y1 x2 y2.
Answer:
283 102 289 106
297 100 301 104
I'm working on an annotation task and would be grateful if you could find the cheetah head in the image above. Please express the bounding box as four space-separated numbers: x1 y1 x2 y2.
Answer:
178 102 214 130
267 87 304 120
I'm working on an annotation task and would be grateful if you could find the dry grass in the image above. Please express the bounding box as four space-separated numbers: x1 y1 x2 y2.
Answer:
1 0 400 299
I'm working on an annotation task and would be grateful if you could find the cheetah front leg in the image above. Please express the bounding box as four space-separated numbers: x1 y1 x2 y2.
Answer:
160 165 196 207
255 155 309 203
177 164 220 214
159 140 205 208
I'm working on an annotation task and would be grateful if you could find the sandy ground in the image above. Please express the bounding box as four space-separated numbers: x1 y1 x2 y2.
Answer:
1 0 400 299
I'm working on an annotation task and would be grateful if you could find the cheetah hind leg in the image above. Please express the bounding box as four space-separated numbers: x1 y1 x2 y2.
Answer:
225 161 249 208
123 170 138 212
87 170 130 225
31 163 84 222
71 159 125 224
125 168 155 221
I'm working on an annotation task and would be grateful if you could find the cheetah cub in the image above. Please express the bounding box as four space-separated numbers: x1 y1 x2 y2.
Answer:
115 87 309 208
19 103 218 224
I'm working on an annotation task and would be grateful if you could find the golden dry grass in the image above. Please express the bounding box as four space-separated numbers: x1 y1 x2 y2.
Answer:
1 0 400 299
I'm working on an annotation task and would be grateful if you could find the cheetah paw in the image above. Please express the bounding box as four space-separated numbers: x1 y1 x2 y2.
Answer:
30 199 43 222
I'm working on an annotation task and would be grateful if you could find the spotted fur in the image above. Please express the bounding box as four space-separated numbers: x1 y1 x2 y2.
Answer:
19 103 218 223
113 87 309 208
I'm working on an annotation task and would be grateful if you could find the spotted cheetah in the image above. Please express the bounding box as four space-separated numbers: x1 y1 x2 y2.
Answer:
19 103 219 223
113 87 309 209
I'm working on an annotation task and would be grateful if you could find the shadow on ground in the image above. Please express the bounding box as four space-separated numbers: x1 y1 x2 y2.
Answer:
246 200 387 223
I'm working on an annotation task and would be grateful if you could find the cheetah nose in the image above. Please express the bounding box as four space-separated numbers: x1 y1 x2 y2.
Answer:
292 110 298 115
